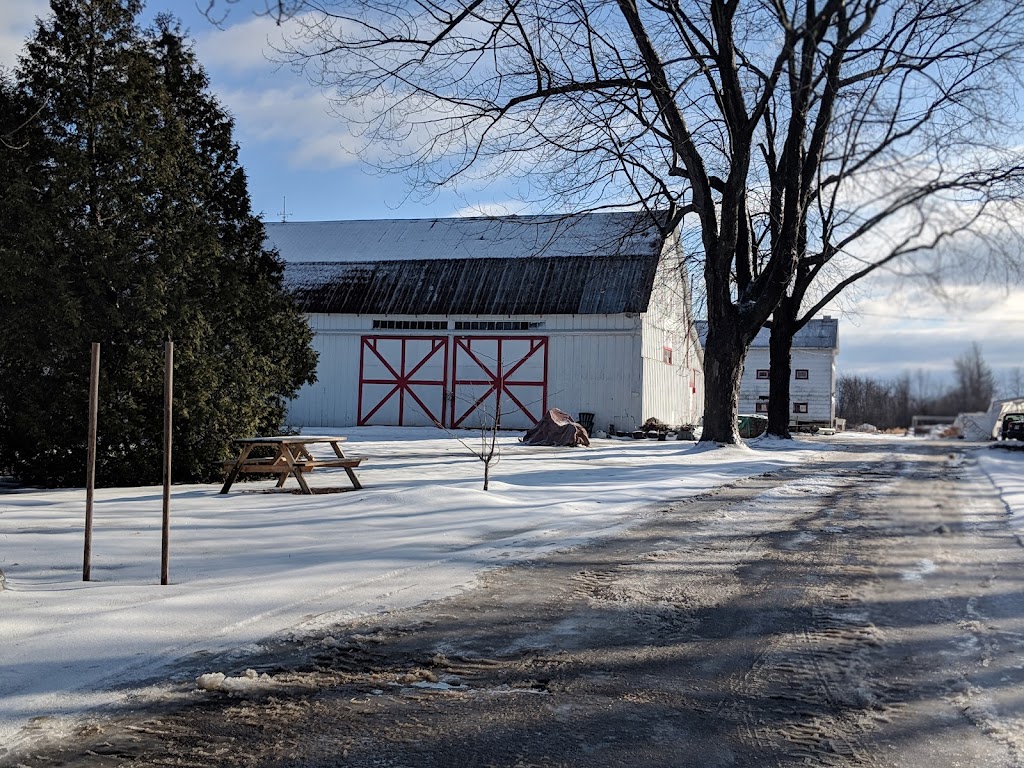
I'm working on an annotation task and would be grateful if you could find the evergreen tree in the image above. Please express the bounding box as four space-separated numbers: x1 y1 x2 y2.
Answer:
0 0 317 487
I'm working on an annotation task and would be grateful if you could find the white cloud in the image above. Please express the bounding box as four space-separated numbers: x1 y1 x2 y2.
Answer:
217 83 362 168
289 128 361 167
829 279 1024 383
0 0 47 69
191 13 293 75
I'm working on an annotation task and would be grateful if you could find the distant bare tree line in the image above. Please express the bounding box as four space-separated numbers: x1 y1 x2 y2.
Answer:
837 343 1021 429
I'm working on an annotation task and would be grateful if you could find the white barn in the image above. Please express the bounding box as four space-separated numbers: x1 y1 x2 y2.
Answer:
269 213 704 433
740 317 839 427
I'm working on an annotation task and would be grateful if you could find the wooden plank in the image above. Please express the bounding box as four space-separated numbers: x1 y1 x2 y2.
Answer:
219 442 255 494
161 340 173 586
300 457 365 469
83 342 100 582
232 435 348 445
228 464 299 474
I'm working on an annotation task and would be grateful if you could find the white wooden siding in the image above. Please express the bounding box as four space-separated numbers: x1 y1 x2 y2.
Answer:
637 240 704 427
285 330 359 427
547 329 643 434
738 347 835 425
286 312 646 430
639 322 702 427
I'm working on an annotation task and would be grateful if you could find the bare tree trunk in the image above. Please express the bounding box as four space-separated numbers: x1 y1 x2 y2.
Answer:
767 298 797 439
700 322 745 444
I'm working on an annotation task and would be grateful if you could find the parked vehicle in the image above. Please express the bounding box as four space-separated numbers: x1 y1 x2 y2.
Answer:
1000 413 1024 441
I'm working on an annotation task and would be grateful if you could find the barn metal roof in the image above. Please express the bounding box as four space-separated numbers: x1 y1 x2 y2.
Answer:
285 255 659 315
270 213 668 315
694 317 839 349
266 212 666 263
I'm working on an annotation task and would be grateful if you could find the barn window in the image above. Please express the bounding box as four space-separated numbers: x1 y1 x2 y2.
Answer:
662 346 673 365
795 369 809 380
373 320 448 330
755 402 768 413
793 402 809 414
756 369 770 379
453 321 545 331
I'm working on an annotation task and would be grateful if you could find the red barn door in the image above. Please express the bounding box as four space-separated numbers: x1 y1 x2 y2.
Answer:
358 336 449 426
451 336 547 429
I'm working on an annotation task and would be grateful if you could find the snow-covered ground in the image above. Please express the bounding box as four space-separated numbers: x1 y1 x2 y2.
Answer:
1 428 1021 752
975 444 1024 531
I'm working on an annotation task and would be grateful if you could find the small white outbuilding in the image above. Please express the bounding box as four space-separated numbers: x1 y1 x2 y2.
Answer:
695 316 840 429
268 212 704 433
740 318 840 428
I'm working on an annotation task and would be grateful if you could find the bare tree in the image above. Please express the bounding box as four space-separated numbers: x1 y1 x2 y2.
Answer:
840 345 1002 427
763 17 1024 436
952 342 996 413
836 373 912 430
1001 367 1024 399
435 393 504 491
275 0 1024 443
768 201 1024 437
196 0 302 26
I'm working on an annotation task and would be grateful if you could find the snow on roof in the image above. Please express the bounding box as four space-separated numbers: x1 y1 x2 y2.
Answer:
693 317 839 349
265 212 667 263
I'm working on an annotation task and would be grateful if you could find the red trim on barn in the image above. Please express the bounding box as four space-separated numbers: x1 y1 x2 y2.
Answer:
451 336 548 429
358 336 449 426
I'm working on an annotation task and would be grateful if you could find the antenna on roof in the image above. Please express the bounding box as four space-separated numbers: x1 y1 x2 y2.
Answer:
278 196 290 223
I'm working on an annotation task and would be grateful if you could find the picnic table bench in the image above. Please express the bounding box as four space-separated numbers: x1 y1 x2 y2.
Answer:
219 435 364 494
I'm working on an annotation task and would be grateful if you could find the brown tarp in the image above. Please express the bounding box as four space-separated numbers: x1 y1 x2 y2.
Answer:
522 408 591 447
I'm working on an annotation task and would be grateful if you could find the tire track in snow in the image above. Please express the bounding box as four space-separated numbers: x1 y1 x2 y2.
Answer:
720 460 907 767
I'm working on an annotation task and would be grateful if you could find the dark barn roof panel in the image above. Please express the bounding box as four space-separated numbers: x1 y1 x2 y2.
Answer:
268 212 669 316
285 255 659 316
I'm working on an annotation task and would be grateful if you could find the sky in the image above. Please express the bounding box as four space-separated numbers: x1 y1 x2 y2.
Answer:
1 0 1022 392
2 426 1021 755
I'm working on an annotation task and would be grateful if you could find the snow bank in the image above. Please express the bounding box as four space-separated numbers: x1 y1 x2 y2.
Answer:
195 670 275 694
976 447 1024 529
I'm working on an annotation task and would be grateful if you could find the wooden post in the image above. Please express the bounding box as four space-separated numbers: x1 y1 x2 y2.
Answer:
83 342 100 582
161 340 173 586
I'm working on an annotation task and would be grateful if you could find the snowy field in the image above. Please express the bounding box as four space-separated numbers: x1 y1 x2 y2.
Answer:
1 428 1021 752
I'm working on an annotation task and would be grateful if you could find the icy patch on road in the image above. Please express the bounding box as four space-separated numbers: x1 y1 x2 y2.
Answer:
195 670 275 694
900 559 937 581
948 683 1024 757
781 531 817 550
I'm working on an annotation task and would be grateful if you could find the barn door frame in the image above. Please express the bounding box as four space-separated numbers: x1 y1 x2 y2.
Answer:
357 335 450 426
450 336 548 429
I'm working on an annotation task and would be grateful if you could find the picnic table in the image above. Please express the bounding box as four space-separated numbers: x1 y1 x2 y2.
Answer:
219 435 364 494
